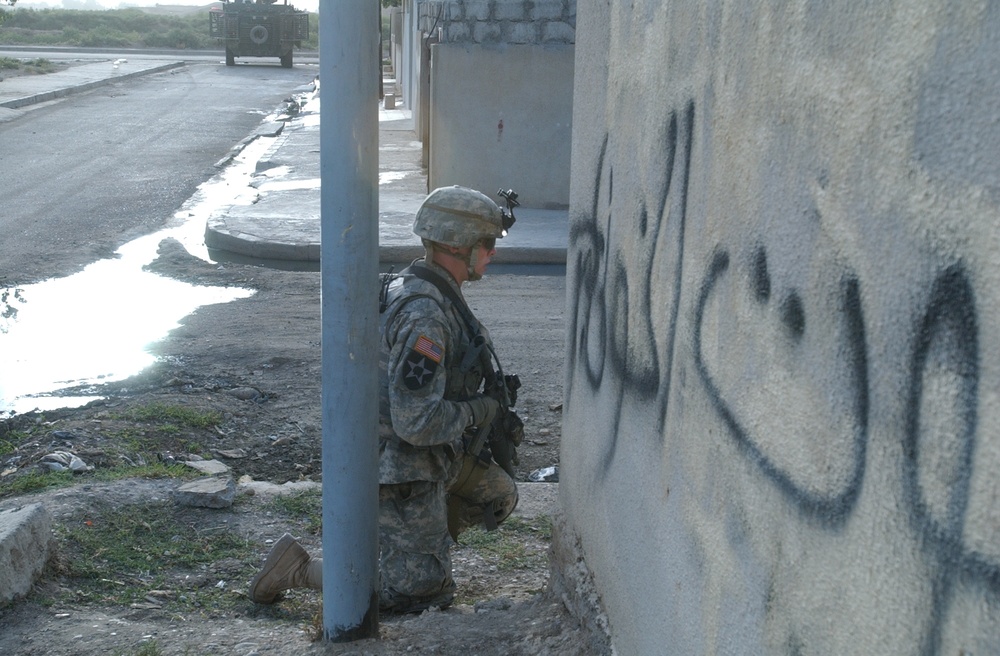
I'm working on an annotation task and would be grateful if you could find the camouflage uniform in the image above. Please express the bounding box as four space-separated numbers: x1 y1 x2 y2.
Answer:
378 259 518 612
247 185 519 613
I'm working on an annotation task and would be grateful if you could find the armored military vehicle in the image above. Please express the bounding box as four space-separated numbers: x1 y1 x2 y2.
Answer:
209 0 309 68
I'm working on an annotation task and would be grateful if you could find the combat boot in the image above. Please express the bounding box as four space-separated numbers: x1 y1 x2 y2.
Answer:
249 534 322 604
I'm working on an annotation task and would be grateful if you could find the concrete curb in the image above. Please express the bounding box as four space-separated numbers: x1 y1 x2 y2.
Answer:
0 61 186 109
0 503 53 604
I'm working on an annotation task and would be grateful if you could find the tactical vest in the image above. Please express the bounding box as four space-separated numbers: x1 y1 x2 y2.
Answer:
378 264 487 436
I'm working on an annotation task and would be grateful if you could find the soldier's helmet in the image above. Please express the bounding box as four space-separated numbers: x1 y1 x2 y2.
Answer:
413 186 505 248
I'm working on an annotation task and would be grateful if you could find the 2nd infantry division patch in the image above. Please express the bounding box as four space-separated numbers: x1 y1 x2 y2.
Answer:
402 335 444 390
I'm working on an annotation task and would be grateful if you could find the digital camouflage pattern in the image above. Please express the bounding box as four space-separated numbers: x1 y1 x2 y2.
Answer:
379 480 456 611
412 185 506 248
377 259 517 611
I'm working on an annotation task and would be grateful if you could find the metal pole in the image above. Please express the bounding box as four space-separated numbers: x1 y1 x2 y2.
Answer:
319 0 379 642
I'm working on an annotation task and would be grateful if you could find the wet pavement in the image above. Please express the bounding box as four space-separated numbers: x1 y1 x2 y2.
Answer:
0 55 569 412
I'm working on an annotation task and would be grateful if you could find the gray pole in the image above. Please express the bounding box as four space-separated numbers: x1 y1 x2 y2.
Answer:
319 0 379 641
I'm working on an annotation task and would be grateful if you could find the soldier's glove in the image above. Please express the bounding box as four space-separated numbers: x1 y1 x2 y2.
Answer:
466 395 500 429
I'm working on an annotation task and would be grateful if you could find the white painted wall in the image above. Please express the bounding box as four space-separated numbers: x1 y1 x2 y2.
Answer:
558 1 1000 654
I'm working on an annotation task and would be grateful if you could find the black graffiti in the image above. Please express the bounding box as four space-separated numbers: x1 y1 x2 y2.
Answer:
566 100 695 474
566 95 998 649
692 248 870 523
696 253 998 650
900 265 1000 653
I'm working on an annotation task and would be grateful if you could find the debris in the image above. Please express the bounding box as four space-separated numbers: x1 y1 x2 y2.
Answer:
548 403 563 412
40 451 93 473
528 466 558 483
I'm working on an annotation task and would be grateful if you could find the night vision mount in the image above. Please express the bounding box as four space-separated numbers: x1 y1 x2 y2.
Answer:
497 188 519 233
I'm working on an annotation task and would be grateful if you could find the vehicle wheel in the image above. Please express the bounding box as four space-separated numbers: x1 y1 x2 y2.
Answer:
250 25 269 44
281 52 293 68
225 48 235 66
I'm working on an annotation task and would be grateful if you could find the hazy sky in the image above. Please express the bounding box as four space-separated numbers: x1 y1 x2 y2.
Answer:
14 0 320 13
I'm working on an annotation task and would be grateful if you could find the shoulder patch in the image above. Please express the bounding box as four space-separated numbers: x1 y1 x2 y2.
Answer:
400 335 444 390
413 335 444 364
402 350 438 390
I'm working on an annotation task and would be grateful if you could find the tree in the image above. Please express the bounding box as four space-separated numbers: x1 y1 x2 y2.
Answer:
0 0 16 27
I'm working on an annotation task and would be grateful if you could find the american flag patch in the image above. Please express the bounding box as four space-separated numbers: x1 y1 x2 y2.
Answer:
413 335 444 363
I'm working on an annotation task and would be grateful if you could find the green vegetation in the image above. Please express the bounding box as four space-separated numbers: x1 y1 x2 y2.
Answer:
0 469 74 496
458 515 553 571
0 0 15 27
116 402 222 429
0 7 319 50
266 488 322 534
0 462 196 499
53 501 258 610
46 500 322 622
112 641 164 656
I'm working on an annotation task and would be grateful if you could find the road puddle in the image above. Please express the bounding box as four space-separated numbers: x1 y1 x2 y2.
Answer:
0 133 281 415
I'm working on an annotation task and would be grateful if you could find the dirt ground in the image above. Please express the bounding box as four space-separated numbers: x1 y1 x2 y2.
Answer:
0 241 608 654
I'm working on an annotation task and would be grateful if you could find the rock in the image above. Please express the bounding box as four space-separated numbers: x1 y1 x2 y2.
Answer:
228 387 262 401
183 459 229 475
474 596 513 613
214 448 247 460
236 477 320 497
172 477 237 509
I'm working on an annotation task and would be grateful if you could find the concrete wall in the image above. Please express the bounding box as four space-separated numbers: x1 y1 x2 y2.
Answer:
415 0 576 208
558 1 1000 654
428 43 574 208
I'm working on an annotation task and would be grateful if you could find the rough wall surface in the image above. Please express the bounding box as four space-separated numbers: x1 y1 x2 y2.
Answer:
561 1 1000 654
418 0 576 44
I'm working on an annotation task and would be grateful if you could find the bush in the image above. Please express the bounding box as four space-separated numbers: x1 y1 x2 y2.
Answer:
0 7 248 50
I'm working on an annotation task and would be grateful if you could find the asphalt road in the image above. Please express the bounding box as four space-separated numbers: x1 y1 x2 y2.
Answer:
0 55 318 285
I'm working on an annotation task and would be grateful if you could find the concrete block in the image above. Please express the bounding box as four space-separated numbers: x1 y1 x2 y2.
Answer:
443 21 471 43
474 21 503 43
509 21 539 44
464 0 491 21
443 1 464 21
531 0 566 21
173 477 237 509
0 503 53 604
542 21 576 44
384 93 396 110
495 0 528 21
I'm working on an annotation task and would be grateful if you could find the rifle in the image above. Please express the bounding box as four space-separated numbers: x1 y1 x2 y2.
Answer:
482 372 523 479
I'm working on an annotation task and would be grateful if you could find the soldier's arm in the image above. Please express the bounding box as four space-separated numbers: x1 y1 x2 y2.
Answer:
385 304 473 448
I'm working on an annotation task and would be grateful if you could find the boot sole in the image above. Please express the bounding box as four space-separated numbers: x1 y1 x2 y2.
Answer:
248 534 297 604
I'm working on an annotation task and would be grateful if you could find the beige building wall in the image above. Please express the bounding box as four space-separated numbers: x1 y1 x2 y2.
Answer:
428 44 573 208
558 1 1000 654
